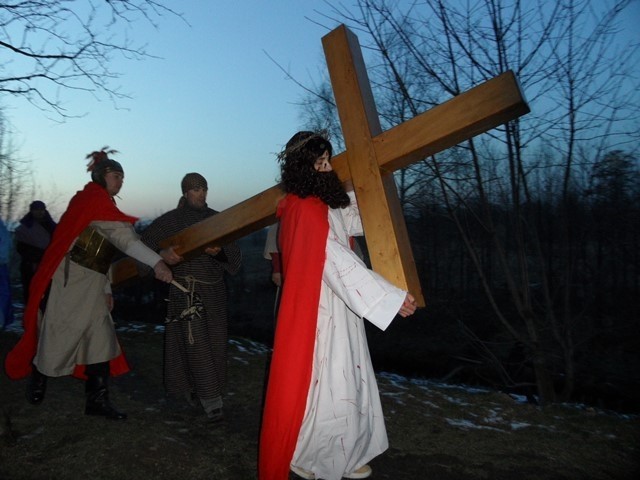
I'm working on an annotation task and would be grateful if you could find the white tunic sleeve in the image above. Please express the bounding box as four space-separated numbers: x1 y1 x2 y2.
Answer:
263 223 279 260
338 191 364 237
323 237 406 331
90 220 162 269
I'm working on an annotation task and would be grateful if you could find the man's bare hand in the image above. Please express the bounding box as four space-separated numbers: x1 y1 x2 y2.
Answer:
205 246 222 256
160 245 183 265
271 272 282 287
154 260 173 283
398 293 418 317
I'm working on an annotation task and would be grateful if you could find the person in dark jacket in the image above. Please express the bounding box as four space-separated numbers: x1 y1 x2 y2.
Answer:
15 200 57 303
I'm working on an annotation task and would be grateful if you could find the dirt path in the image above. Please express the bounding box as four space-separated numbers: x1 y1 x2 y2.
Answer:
1 323 638 480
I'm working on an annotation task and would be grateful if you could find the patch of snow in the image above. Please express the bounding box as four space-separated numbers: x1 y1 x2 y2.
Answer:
510 422 532 430
445 418 505 432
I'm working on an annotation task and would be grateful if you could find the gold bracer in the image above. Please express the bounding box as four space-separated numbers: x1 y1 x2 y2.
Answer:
69 226 118 274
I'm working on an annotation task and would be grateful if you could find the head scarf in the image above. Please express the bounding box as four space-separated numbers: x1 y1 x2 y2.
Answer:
20 201 56 232
30 200 46 211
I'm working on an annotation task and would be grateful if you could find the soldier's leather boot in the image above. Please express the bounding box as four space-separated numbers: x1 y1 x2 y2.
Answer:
85 375 127 420
26 366 48 405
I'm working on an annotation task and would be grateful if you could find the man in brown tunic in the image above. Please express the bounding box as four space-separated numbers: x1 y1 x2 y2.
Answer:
141 173 242 422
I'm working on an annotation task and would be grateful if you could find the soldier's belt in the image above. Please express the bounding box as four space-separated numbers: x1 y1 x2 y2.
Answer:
68 226 118 274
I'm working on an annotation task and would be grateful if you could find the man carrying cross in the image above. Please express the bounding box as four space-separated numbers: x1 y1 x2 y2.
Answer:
100 23 526 476
259 131 418 480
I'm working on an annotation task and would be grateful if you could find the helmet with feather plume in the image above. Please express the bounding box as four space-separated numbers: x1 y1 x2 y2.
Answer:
86 146 123 188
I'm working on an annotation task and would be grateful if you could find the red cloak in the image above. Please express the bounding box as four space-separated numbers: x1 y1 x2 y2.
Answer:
4 182 138 380
258 194 329 480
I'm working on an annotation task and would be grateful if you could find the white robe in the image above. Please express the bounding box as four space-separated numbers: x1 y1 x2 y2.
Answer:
291 192 406 480
34 221 161 377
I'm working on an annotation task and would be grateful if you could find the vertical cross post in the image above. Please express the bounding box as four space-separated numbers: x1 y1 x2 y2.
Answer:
322 25 425 305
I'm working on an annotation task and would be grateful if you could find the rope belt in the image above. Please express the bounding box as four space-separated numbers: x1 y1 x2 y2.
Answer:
165 276 212 345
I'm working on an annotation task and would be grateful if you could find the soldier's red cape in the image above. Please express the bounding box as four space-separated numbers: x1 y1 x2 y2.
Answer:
258 194 329 480
4 182 138 380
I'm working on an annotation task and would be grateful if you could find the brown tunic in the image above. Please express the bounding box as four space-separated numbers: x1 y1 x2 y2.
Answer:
141 205 242 402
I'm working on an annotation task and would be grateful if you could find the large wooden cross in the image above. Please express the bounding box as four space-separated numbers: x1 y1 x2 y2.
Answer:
113 24 529 307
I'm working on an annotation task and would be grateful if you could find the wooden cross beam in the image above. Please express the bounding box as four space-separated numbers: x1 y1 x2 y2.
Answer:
113 24 529 307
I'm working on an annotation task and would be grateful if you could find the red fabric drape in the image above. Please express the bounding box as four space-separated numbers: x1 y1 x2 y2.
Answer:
4 182 138 380
258 194 329 480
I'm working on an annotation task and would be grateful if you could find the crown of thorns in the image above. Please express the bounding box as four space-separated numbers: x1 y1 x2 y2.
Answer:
85 146 119 172
277 130 331 163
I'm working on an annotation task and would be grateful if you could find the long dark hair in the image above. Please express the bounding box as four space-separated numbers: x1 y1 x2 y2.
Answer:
278 131 349 209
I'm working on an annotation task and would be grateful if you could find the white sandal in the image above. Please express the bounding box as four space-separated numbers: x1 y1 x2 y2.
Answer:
290 464 315 479
344 464 372 479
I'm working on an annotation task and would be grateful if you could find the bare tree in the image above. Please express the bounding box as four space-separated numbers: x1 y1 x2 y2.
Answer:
0 0 182 117
0 111 33 221
303 0 639 405
0 1 183 220
587 150 640 302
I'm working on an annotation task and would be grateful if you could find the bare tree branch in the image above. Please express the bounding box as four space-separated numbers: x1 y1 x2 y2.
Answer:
0 0 185 117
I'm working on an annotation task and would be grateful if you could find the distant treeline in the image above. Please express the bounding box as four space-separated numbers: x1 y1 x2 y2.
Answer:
118 162 639 413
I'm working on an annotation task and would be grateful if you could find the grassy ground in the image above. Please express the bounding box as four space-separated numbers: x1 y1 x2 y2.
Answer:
1 322 638 480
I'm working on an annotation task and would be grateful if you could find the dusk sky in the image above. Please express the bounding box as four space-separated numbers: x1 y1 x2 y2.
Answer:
3 0 639 221
4 1 339 220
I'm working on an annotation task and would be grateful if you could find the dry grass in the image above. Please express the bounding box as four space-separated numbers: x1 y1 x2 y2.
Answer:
1 323 638 480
